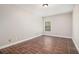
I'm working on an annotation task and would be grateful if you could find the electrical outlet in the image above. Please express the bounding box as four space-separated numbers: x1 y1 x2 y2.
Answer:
8 39 12 43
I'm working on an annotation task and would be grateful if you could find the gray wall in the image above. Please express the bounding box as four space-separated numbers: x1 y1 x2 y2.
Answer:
43 12 72 38
0 5 43 46
73 5 79 52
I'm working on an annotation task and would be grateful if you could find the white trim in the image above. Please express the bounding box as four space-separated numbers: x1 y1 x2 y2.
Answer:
43 34 72 39
72 39 79 53
0 34 42 49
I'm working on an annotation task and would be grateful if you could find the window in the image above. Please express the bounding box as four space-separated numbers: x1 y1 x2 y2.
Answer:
45 21 51 31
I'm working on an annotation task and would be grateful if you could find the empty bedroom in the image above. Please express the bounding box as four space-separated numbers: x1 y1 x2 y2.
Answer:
0 4 79 54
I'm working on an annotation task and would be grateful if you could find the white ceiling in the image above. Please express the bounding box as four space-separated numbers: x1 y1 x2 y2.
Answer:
0 4 74 17
15 4 73 17
33 4 73 17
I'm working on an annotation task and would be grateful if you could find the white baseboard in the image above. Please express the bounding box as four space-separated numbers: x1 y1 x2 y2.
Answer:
72 39 79 53
0 34 42 49
43 34 72 39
